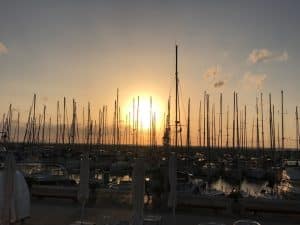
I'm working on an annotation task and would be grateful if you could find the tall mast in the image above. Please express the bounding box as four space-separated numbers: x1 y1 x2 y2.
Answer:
220 93 223 148
256 97 260 149
240 110 243 149
175 44 179 149
244 105 247 149
32 94 36 143
186 98 191 149
17 112 20 143
82 107 85 143
213 104 216 148
203 92 206 147
132 98 135 146
277 108 279 149
116 89 119 146
98 109 101 145
281 90 284 149
163 96 171 147
251 118 254 148
23 96 33 143
102 106 105 146
48 117 51 144
269 94 273 149
211 104 213 148
198 100 202 147
150 96 152 147
7 104 12 142
153 112 157 147
236 93 240 148
71 99 76 144
118 106 121 145
56 101 60 144
36 114 41 143
87 102 91 145
125 114 128 145
233 92 235 149
261 93 265 150
42 105 46 143
296 106 299 150
226 105 229 148
62 97 66 144
136 96 139 146
207 94 210 163
113 100 116 146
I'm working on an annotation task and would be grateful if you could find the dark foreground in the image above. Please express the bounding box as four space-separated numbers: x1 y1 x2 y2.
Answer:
25 198 300 225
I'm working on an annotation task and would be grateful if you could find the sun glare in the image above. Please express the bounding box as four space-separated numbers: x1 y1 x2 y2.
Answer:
123 96 163 131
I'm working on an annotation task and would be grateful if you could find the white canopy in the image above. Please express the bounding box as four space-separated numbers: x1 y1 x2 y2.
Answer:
0 153 30 224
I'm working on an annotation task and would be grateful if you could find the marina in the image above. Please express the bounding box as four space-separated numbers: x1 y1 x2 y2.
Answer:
1 1 300 224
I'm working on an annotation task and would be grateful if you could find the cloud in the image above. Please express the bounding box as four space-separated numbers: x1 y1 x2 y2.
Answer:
0 42 8 55
242 72 267 89
248 49 288 64
203 66 221 80
214 80 225 88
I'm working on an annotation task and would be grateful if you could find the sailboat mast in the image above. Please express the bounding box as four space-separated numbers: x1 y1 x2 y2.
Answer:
198 100 202 147
281 90 284 149
48 117 51 144
269 94 273 149
236 93 240 148
226 106 229 148
32 94 36 144
132 98 135 146
261 93 265 150
150 96 152 147
175 45 179 149
256 97 260 149
116 89 119 146
220 93 223 149
244 105 247 149
233 92 235 149
296 106 299 150
56 101 59 144
186 98 191 149
62 97 66 144
207 95 210 147
203 92 206 147
16 112 20 143
42 105 46 143
137 96 139 146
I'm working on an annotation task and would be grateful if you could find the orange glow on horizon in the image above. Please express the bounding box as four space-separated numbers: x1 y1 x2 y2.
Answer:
122 94 165 131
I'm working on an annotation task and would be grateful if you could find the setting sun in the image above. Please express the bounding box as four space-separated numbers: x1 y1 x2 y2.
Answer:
123 95 164 131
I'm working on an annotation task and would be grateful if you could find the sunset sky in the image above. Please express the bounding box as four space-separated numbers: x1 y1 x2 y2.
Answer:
0 1 299 147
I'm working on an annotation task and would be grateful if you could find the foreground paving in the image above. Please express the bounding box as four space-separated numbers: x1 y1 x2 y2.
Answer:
25 198 300 225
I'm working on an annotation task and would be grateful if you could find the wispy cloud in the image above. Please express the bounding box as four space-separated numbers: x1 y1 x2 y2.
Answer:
203 66 221 80
0 42 8 55
242 72 267 90
248 48 288 64
214 80 225 88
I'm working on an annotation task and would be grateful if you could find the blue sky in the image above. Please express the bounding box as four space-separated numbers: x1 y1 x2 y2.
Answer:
0 0 299 146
